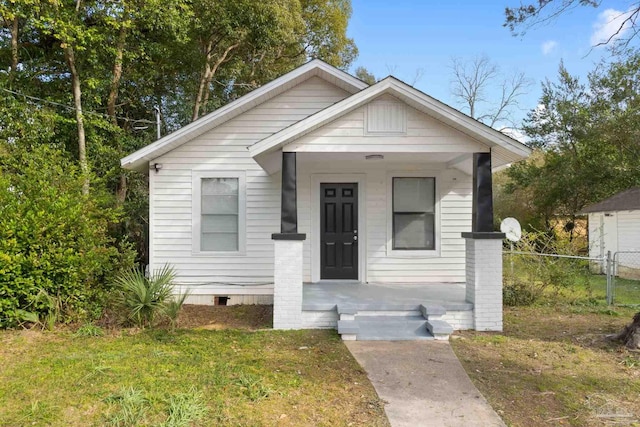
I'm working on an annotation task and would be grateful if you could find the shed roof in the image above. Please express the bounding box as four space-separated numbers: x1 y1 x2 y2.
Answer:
580 187 640 214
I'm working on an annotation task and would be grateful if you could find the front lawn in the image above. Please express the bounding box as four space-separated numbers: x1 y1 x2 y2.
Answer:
0 311 388 426
451 305 640 427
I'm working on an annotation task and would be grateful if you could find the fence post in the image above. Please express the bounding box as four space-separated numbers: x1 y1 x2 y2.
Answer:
606 251 612 305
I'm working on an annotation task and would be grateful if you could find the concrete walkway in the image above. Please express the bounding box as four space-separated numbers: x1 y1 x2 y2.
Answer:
345 340 505 427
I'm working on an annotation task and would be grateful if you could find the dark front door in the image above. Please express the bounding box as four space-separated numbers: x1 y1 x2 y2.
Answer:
320 183 358 279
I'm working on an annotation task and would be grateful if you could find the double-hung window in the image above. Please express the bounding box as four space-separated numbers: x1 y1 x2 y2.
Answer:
193 171 245 254
392 177 436 251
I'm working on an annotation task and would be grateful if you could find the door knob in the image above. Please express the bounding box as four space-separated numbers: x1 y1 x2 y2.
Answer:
353 235 358 241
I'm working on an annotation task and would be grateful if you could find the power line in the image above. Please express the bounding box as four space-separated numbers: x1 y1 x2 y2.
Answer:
1 88 156 124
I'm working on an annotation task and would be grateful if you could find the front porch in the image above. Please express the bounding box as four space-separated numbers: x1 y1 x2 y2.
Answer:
301 282 474 340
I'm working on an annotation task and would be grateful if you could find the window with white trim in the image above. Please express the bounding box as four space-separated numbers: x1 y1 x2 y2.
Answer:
192 171 245 254
392 177 436 251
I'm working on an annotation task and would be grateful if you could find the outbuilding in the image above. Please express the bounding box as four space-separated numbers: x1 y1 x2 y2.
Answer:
582 187 640 279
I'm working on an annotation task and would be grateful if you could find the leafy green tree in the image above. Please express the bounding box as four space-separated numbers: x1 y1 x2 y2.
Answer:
355 66 377 84
501 55 640 238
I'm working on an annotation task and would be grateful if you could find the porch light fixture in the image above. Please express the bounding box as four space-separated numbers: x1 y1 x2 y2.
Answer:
365 154 384 160
151 163 163 172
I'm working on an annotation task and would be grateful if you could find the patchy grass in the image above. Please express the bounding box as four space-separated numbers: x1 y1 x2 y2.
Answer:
451 305 640 427
0 308 388 426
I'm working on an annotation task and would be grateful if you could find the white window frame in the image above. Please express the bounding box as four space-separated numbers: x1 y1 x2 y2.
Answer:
192 170 246 256
386 171 440 258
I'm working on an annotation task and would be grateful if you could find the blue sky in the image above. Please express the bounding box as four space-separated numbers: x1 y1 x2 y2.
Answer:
347 0 634 131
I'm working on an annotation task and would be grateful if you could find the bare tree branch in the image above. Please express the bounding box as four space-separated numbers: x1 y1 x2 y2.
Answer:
449 55 533 128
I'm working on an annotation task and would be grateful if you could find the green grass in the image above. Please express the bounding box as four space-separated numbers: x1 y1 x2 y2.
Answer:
503 254 640 307
0 329 388 426
452 305 640 426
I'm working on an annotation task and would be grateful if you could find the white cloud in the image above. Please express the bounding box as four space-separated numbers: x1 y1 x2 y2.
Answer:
541 40 558 55
591 8 634 46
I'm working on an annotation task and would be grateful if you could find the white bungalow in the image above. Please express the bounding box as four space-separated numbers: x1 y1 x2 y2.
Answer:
121 60 531 340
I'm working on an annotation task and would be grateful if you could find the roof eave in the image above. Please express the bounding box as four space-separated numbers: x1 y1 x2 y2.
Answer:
120 59 368 171
249 78 532 161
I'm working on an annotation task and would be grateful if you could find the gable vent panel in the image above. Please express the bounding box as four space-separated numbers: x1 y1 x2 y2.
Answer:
366 101 407 134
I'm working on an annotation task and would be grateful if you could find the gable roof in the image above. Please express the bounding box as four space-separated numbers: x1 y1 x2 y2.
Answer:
121 59 369 171
248 76 532 167
580 187 640 214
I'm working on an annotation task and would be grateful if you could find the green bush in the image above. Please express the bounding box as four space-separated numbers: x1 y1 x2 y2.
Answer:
114 265 187 329
503 230 594 306
503 279 541 306
0 145 136 328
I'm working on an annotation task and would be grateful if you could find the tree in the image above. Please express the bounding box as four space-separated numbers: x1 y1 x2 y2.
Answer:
354 66 377 84
449 55 532 129
501 54 640 345
0 0 360 326
504 1 640 48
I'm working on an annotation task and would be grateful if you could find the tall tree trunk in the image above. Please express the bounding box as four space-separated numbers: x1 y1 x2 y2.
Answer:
192 61 212 122
64 45 89 195
107 25 127 120
108 25 128 204
10 16 19 76
192 42 239 121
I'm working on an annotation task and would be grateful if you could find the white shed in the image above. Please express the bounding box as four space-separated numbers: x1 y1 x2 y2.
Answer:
582 187 640 279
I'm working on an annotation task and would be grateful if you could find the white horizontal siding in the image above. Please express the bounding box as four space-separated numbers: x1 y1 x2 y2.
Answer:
297 157 471 283
149 77 350 290
287 94 489 154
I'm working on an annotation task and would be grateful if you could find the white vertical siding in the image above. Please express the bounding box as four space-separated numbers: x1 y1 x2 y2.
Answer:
150 77 351 289
588 213 603 260
617 211 640 252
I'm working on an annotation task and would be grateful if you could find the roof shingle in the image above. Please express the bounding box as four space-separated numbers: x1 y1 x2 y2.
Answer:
580 187 640 214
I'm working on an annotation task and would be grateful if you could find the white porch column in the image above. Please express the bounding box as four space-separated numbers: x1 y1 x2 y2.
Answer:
272 151 306 330
463 151 504 331
463 234 504 331
273 237 304 329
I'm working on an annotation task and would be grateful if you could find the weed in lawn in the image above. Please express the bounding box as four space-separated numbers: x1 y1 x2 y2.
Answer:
234 372 272 402
74 323 104 337
161 389 208 427
620 356 639 368
103 387 148 426
19 400 56 424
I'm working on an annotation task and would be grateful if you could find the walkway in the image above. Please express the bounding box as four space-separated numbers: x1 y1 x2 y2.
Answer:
345 340 505 427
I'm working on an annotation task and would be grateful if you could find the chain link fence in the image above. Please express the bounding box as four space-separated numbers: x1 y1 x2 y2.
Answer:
611 251 640 306
502 249 640 307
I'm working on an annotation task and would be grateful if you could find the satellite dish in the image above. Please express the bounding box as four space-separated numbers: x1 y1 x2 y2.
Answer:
500 217 522 242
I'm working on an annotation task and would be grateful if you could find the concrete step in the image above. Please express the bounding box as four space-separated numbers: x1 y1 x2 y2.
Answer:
353 315 434 341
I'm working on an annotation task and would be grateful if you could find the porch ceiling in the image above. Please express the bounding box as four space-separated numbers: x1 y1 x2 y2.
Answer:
256 150 481 175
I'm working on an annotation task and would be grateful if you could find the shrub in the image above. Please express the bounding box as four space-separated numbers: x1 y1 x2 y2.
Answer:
503 229 594 305
503 279 540 306
0 144 136 328
114 265 185 329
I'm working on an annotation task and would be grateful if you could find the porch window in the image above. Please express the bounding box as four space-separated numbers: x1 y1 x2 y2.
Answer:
392 177 435 250
192 171 246 254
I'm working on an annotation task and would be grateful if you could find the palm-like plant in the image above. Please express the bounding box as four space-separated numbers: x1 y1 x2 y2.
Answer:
115 265 176 328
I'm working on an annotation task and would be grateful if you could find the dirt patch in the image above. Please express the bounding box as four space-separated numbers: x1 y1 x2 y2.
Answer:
176 304 273 330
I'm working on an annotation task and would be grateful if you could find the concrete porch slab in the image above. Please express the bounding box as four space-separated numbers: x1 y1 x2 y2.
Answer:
302 282 472 311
